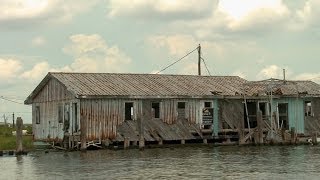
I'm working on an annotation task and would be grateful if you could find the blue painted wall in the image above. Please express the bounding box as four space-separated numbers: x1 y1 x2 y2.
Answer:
273 97 305 133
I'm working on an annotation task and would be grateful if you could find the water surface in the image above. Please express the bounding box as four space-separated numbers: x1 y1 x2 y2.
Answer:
1 145 320 180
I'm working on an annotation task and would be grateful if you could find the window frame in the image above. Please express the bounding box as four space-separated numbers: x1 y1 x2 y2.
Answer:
35 106 40 124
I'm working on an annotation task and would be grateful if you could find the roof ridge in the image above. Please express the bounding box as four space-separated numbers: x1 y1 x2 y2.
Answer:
49 72 243 78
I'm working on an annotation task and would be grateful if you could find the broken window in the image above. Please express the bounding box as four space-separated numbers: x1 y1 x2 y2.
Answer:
58 105 63 123
244 101 257 128
305 101 312 116
35 106 40 124
205 102 212 108
152 102 160 118
278 103 289 130
125 102 134 120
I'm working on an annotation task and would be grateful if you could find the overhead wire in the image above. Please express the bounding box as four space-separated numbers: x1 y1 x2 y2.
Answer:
0 96 24 105
201 57 212 76
155 47 198 74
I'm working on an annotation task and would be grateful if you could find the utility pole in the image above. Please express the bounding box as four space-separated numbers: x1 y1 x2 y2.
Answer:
12 112 15 128
198 44 201 76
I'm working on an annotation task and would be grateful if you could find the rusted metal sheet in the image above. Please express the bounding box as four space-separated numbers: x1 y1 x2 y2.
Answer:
49 73 247 97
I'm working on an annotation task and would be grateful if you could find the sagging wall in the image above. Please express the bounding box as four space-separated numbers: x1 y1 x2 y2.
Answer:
218 99 244 131
304 97 320 135
32 78 76 140
80 98 214 141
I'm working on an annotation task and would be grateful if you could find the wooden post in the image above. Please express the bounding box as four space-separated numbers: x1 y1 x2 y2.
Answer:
312 132 317 145
203 139 208 144
257 110 264 144
80 115 87 151
290 127 296 144
181 139 185 145
16 117 23 155
124 137 130 149
198 44 201 76
139 136 145 150
158 139 163 145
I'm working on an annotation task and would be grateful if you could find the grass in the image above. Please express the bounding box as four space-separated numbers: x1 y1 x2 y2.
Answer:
0 125 33 151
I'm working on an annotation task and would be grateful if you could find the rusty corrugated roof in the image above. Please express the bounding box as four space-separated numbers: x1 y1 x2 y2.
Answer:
244 79 320 96
50 72 247 97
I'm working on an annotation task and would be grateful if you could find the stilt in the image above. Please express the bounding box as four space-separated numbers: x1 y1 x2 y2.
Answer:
257 110 264 144
203 139 208 144
158 139 163 145
124 137 130 149
80 114 87 152
290 127 296 144
139 137 145 150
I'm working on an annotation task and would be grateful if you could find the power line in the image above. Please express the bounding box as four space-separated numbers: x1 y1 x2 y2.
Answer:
201 57 212 76
155 47 198 74
0 96 24 105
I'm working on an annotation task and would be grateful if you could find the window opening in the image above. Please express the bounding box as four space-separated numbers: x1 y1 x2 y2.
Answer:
35 106 40 124
305 101 312 116
244 101 257 128
204 102 212 108
152 102 160 118
278 103 289 130
58 105 63 123
125 102 134 120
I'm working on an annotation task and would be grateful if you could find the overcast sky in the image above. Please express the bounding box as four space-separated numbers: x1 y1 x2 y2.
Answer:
1 0 320 123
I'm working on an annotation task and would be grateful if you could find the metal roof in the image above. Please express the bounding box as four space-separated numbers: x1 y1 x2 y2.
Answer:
50 72 247 97
244 79 320 96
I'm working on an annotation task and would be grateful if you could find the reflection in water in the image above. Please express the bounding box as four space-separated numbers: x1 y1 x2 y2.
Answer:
0 145 320 180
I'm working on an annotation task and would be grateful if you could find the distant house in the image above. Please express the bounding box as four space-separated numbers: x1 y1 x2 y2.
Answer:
24 73 320 149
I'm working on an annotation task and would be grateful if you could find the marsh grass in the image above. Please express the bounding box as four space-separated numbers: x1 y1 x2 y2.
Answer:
0 125 33 150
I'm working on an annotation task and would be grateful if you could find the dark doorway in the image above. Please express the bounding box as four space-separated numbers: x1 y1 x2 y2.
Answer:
152 102 160 118
244 101 257 128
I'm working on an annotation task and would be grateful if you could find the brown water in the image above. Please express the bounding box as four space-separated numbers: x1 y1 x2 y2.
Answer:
1 145 320 180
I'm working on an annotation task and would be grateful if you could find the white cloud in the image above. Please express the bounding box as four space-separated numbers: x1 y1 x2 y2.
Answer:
293 73 320 82
107 0 214 20
31 36 46 46
64 34 131 73
294 0 320 30
0 0 99 27
231 70 247 79
0 58 22 80
257 65 291 80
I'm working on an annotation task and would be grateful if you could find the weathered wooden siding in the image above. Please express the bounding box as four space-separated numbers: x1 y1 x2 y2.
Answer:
79 98 209 141
160 99 177 124
33 78 74 103
219 99 244 131
32 78 76 141
80 99 126 141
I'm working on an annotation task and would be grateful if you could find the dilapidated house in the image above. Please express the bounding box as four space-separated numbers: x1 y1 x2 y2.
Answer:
25 72 249 148
24 73 320 149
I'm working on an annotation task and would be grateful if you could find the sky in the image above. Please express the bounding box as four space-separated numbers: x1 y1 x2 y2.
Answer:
0 0 320 123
